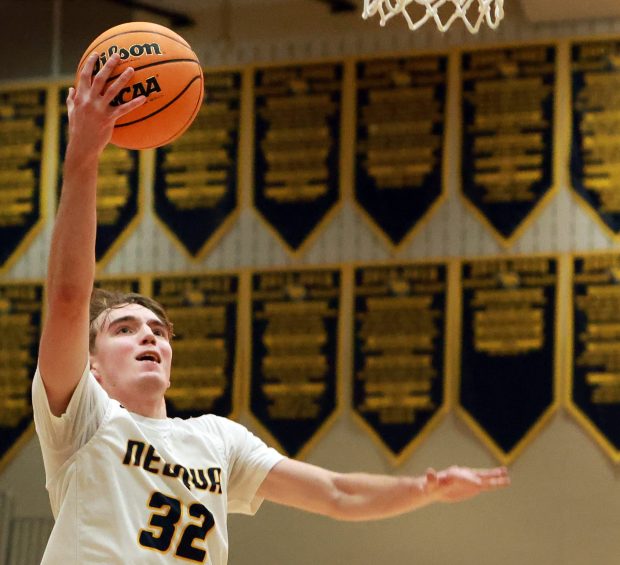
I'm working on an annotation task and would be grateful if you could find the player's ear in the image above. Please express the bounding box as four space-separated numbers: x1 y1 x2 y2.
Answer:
90 356 102 382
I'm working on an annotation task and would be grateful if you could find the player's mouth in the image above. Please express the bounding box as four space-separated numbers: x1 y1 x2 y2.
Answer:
135 351 161 364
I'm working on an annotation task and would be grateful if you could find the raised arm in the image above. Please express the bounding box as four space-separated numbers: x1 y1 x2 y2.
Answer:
258 458 509 521
38 53 145 416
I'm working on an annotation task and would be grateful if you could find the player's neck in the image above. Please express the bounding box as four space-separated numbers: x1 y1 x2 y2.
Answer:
123 396 167 419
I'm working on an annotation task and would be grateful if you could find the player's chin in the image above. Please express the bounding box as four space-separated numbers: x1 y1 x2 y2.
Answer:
135 370 169 391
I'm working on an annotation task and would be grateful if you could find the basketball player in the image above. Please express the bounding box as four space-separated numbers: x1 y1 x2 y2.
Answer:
33 52 510 564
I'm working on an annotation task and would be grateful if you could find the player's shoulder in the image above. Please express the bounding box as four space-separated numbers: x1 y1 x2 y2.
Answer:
168 414 252 461
168 413 245 436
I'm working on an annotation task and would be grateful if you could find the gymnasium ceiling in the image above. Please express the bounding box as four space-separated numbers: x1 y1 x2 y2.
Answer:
110 0 620 29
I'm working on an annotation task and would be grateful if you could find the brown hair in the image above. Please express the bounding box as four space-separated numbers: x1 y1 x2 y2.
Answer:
89 288 173 352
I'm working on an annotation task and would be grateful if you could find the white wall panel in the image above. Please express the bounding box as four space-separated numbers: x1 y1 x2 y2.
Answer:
0 492 12 565
7 517 53 565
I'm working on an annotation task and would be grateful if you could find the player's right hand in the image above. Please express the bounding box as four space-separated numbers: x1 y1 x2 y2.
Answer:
67 52 147 156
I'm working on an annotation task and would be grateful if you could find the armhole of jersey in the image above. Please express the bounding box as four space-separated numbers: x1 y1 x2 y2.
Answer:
205 415 232 468
44 392 119 489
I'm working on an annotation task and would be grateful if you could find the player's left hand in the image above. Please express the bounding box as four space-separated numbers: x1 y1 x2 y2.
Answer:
424 465 510 503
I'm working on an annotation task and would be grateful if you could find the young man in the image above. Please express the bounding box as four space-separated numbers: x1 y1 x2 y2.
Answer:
33 52 509 564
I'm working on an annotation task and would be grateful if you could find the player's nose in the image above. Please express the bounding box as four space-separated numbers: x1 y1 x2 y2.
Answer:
138 324 157 344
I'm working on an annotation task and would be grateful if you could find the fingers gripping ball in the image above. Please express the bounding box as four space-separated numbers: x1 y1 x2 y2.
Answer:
76 22 204 150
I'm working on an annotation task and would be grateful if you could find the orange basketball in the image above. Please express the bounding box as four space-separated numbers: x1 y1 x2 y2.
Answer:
76 22 204 150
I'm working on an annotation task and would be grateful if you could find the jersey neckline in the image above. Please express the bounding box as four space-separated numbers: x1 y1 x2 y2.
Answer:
128 410 172 433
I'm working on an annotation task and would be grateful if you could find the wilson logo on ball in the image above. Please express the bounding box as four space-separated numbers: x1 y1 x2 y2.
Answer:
110 76 162 106
93 43 163 73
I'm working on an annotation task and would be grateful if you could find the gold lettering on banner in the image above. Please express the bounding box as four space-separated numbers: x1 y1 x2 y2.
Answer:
254 271 338 420
573 42 620 214
0 285 41 427
60 103 133 227
464 259 554 356
464 47 553 205
574 254 620 405
165 186 227 210
256 65 340 204
358 57 445 190
0 90 44 229
97 145 134 225
160 73 240 211
95 278 139 295
356 265 444 425
154 276 236 412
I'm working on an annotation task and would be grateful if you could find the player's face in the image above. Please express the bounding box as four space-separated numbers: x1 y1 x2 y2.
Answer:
89 304 173 403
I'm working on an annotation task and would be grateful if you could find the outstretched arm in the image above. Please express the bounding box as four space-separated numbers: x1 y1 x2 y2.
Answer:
258 458 509 521
38 52 145 416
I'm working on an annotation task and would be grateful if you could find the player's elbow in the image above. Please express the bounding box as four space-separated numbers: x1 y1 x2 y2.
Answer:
326 473 364 522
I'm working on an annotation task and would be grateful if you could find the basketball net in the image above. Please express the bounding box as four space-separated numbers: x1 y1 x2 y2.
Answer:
362 0 505 33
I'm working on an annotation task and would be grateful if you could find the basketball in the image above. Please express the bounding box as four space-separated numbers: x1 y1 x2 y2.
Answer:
76 22 204 150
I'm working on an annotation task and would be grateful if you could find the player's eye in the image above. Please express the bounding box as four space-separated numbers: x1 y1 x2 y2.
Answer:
116 326 133 334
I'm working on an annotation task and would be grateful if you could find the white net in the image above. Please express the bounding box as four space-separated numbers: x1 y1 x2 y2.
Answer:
362 0 505 34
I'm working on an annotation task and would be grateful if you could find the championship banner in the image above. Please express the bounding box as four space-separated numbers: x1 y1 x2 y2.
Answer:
0 87 48 271
461 45 556 245
248 268 341 458
94 276 142 294
0 281 43 474
355 55 448 248
352 262 449 465
58 86 141 265
154 70 241 258
457 256 560 463
151 273 239 419
569 252 620 461
253 63 342 253
570 40 620 237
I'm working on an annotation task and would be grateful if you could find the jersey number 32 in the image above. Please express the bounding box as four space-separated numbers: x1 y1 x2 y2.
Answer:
139 491 215 563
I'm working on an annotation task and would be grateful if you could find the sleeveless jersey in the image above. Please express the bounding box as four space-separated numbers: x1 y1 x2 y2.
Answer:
32 363 284 564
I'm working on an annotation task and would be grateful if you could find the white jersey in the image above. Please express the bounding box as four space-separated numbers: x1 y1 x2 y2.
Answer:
32 363 284 565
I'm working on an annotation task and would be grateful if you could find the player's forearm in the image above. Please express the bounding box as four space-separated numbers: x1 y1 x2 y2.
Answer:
330 472 436 521
261 459 508 521
46 143 98 303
